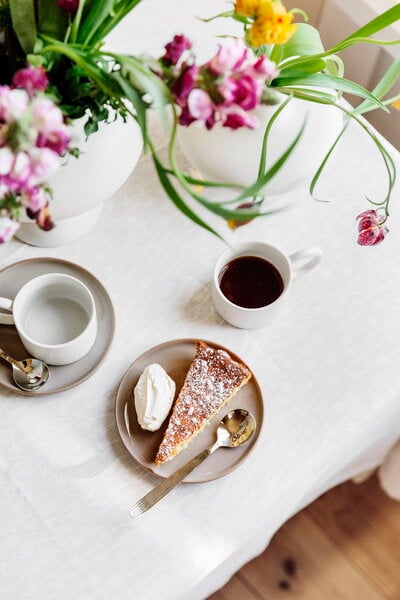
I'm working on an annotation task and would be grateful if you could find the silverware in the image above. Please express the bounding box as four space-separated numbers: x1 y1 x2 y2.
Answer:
130 408 256 518
0 347 50 391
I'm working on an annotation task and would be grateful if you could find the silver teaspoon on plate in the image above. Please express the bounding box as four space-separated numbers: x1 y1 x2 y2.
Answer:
130 408 256 518
0 347 50 391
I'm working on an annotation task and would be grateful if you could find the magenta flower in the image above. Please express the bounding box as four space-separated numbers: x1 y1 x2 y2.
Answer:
357 209 388 245
221 108 257 130
163 35 191 66
0 217 19 243
171 64 198 105
12 67 48 96
187 89 214 121
58 0 79 15
230 75 259 111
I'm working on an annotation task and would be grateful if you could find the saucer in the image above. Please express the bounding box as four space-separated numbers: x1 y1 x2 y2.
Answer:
115 338 264 483
0 258 115 395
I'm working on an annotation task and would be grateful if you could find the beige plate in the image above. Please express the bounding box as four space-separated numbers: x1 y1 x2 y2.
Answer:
0 258 115 396
115 338 264 483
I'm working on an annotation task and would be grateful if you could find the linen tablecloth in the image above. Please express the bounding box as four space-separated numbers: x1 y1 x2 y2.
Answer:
1 2 400 599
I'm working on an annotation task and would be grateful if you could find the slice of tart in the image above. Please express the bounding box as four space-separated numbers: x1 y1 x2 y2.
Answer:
154 341 251 465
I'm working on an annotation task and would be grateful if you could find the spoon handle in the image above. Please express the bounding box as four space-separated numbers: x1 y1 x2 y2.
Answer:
0 347 28 373
130 442 220 518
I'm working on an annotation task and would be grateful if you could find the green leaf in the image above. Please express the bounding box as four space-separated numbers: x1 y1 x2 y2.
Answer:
281 58 327 77
340 4 400 45
152 154 224 241
355 56 400 114
76 0 115 45
36 0 68 40
271 24 324 64
9 0 36 53
272 73 387 110
310 122 349 200
112 70 148 147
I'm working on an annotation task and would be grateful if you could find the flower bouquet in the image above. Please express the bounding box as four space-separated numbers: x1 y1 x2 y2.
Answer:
0 0 399 246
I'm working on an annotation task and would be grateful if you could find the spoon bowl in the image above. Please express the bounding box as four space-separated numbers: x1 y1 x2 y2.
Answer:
12 358 50 392
217 408 257 448
0 348 49 392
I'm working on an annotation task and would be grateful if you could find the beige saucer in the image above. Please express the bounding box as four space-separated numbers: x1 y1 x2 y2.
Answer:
0 258 115 395
115 338 264 483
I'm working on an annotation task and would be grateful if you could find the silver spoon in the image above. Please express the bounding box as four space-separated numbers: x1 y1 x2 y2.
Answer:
130 408 256 518
0 347 50 391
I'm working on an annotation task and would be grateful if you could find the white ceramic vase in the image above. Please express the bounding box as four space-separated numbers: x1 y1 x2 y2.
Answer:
178 95 343 195
16 115 143 247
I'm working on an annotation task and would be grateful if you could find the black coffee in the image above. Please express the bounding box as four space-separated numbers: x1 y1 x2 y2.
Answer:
219 255 284 309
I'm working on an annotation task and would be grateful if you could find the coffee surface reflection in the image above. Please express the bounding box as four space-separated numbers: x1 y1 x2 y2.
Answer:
219 255 284 309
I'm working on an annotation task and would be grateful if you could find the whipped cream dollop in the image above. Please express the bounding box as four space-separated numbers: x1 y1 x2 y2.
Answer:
134 363 176 431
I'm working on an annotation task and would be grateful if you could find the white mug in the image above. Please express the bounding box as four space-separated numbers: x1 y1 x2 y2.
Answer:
212 241 323 329
0 273 97 365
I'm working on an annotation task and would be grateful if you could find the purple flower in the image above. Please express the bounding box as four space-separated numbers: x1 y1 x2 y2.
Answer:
357 209 388 246
58 0 79 15
12 67 48 96
163 35 191 66
171 64 198 105
0 217 19 243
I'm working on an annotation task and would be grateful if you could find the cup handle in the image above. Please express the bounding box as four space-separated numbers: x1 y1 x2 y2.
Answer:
289 247 323 280
0 298 14 325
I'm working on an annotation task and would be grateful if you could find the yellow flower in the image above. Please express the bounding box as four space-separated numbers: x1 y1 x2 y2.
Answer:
235 0 260 17
392 99 400 110
249 0 297 47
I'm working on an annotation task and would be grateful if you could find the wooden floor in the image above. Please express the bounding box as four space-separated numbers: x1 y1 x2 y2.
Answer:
208 476 400 600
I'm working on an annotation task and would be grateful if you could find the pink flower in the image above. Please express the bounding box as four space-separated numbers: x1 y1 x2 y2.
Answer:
37 124 71 155
163 35 191 65
58 0 78 14
252 57 280 80
187 89 214 121
12 66 48 96
0 87 29 121
0 217 19 243
0 148 14 175
27 147 60 183
208 40 248 75
30 97 64 135
172 64 198 105
357 209 388 246
221 107 257 130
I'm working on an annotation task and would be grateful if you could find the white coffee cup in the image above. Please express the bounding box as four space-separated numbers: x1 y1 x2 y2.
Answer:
212 241 322 329
0 273 97 365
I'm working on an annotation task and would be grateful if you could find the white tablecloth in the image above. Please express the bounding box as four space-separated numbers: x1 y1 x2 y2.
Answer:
1 2 400 599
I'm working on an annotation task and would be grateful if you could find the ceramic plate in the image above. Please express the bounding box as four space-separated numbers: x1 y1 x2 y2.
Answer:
0 258 115 395
115 338 264 483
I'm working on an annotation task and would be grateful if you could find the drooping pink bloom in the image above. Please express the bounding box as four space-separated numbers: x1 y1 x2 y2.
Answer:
163 35 191 66
357 209 388 245
23 186 48 213
0 217 19 243
208 39 248 75
12 66 48 96
171 64 198 105
187 89 214 121
58 0 79 14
